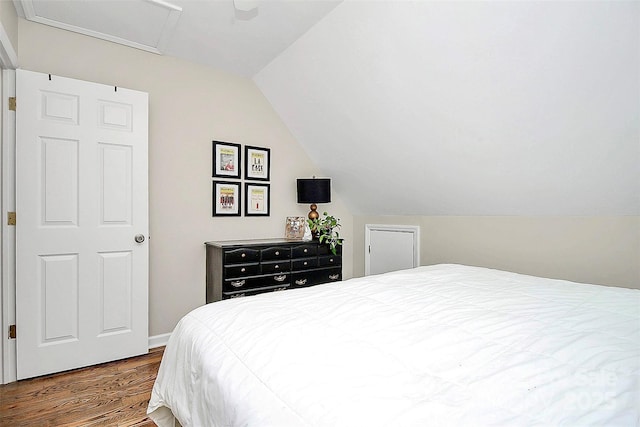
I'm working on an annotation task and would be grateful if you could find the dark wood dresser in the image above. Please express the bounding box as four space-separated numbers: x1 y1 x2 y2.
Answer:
205 238 342 303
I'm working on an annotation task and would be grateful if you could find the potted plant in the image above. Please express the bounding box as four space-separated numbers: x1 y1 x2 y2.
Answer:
307 212 343 255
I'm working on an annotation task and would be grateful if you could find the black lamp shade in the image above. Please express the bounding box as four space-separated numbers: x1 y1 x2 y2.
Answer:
297 178 331 203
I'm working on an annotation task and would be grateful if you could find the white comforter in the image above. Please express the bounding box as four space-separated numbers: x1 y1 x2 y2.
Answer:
148 264 640 426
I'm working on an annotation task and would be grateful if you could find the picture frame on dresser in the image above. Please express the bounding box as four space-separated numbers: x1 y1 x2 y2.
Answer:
213 181 241 216
285 216 306 239
245 183 270 216
212 141 241 179
245 145 270 181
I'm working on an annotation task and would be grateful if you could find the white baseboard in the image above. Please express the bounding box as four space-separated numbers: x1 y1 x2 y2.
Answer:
149 333 171 349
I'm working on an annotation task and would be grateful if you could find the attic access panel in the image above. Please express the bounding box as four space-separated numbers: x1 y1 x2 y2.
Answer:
365 225 420 276
18 0 182 54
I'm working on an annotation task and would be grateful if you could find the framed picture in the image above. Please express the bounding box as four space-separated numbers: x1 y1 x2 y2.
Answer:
213 181 241 216
245 145 270 181
285 216 306 239
213 141 241 179
245 183 270 216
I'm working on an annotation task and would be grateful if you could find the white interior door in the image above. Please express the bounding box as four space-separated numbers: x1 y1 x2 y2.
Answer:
16 69 149 379
365 225 420 276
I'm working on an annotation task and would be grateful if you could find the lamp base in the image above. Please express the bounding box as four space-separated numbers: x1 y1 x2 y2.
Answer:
307 203 319 220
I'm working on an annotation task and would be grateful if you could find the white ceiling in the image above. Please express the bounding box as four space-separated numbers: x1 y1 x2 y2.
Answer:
15 0 640 216
14 0 342 77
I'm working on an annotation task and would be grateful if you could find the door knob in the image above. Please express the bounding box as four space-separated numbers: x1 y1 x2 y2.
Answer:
134 234 145 243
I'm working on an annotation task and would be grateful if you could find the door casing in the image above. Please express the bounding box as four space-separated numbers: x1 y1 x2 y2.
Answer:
1 68 16 385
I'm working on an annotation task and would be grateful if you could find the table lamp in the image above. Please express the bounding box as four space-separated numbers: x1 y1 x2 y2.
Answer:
296 178 331 220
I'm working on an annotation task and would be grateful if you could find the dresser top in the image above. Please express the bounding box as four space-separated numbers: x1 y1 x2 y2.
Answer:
205 238 308 248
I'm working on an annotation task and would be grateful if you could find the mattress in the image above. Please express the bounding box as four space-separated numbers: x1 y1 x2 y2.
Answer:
147 264 640 426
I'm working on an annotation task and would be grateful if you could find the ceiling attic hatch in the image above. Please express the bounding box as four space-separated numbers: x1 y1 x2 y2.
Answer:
15 0 183 54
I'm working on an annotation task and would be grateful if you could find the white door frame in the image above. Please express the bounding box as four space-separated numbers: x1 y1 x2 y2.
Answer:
1 69 16 384
0 19 18 384
364 224 420 276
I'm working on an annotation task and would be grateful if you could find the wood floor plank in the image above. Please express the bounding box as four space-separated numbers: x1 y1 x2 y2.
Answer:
0 347 163 427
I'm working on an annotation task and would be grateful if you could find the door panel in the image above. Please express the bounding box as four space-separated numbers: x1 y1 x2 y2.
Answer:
41 90 79 124
40 254 79 343
42 137 79 225
100 143 132 224
370 230 415 275
99 251 133 335
16 69 148 379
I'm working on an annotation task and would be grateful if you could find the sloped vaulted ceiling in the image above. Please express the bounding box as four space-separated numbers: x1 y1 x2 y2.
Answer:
255 1 639 216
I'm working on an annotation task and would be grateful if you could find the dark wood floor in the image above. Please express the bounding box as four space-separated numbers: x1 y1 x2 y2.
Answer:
0 347 164 427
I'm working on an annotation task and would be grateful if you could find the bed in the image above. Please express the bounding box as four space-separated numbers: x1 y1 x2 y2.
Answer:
147 264 640 426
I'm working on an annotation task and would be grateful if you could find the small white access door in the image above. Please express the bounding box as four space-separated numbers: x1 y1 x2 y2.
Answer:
365 225 420 276
15 70 149 379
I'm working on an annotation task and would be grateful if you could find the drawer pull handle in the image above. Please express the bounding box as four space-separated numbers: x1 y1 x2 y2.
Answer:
275 251 280 255
241 253 246 258
303 261 308 266
295 278 307 285
274 275 286 282
240 267 246 272
329 258 334 263
303 249 308 253
274 264 280 269
231 280 246 287
329 274 339 280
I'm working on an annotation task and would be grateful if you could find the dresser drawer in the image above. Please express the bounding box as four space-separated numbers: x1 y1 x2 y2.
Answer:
291 267 341 288
225 248 260 264
322 268 342 283
224 263 260 278
261 247 291 261
319 255 341 267
292 244 318 258
261 260 291 274
317 244 342 256
224 273 289 291
223 284 290 299
292 257 318 270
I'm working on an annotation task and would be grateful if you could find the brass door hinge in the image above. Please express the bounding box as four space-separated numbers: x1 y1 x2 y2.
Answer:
8 212 15 226
8 97 15 111
8 324 16 339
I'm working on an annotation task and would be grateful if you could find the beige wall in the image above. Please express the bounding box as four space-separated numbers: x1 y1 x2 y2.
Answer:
17 19 353 336
354 216 640 289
